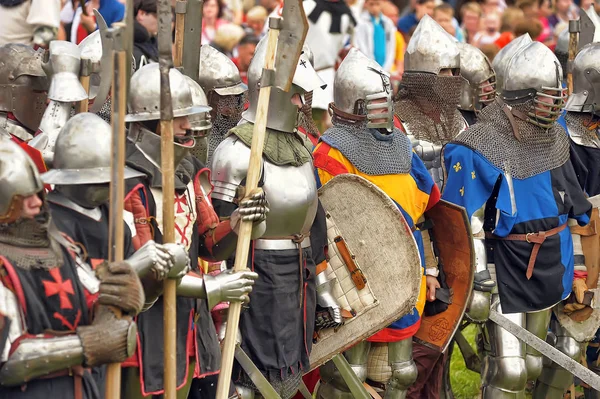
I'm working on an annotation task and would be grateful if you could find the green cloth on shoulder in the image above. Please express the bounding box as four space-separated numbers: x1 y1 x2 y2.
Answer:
227 122 312 167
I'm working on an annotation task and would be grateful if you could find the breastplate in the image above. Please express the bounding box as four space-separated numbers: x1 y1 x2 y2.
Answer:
210 135 318 238
409 134 444 189
262 158 318 238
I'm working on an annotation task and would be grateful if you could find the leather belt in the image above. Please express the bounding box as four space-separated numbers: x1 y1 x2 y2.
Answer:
485 223 568 280
41 365 87 399
254 237 311 250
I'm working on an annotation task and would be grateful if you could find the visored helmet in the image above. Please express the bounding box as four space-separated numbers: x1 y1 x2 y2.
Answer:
565 42 600 116
502 41 566 128
457 43 496 111
333 48 394 131
0 44 48 132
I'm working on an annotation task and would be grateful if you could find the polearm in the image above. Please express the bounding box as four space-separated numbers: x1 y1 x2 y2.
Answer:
215 0 308 397
105 22 128 399
76 57 91 113
157 0 178 397
567 19 579 95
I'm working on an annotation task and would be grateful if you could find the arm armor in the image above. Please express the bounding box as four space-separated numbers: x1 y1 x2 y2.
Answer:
315 265 340 310
465 207 496 323
0 335 84 387
203 136 266 260
30 101 75 166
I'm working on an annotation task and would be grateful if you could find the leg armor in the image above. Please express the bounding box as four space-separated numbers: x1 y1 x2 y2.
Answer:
481 296 528 399
236 385 257 399
533 319 581 399
384 339 418 399
317 341 370 399
524 309 551 382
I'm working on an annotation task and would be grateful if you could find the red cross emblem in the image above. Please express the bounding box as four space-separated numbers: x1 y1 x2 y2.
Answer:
174 193 188 214
43 268 74 309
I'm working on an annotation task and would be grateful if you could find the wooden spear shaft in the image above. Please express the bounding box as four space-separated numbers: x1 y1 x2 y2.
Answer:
215 23 280 399
76 58 90 114
567 19 579 95
157 0 177 396
105 23 128 399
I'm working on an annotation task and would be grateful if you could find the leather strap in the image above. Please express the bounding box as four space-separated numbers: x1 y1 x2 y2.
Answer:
501 102 522 141
571 220 597 237
485 223 568 280
262 233 311 308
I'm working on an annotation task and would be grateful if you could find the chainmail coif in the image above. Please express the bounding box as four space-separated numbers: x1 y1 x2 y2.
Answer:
207 94 246 165
565 111 600 149
453 99 570 179
394 72 464 145
0 208 64 269
321 118 412 175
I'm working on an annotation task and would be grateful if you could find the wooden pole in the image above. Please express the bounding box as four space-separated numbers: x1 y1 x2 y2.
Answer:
157 0 177 396
174 1 186 68
105 23 128 399
567 19 579 95
215 24 280 399
77 58 90 114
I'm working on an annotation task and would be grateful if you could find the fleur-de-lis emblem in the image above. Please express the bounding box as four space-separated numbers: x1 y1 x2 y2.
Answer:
471 171 476 179
453 162 462 172
459 186 465 196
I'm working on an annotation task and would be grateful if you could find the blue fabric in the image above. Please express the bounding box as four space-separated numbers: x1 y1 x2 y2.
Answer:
389 306 421 329
409 152 436 200
443 142 591 312
558 213 574 300
98 0 126 27
372 14 386 67
397 12 418 34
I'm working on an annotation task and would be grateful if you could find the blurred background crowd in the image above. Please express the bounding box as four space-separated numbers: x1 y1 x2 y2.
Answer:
2 0 598 105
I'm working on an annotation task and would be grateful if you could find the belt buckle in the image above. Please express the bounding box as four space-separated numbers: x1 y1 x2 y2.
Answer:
526 233 534 243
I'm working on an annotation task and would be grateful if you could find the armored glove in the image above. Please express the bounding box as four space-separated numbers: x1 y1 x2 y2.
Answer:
76 306 137 367
230 188 270 239
315 272 343 331
465 270 496 323
162 243 191 279
127 240 175 280
96 261 145 315
204 269 258 310
564 277 594 321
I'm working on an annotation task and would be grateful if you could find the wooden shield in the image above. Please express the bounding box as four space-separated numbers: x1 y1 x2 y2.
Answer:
414 200 474 353
310 174 422 369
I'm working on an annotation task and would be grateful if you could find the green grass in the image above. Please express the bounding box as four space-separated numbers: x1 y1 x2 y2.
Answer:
449 324 482 399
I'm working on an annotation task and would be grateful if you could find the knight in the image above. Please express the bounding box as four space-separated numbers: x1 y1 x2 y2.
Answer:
551 42 600 399
0 137 145 399
442 41 591 399
184 75 213 164
210 36 343 398
121 63 267 398
313 48 437 399
42 112 191 300
456 43 496 126
392 17 478 396
0 44 48 143
197 44 247 165
393 15 466 189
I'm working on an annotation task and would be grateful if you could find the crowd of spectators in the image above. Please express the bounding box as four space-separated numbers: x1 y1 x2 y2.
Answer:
2 0 599 81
